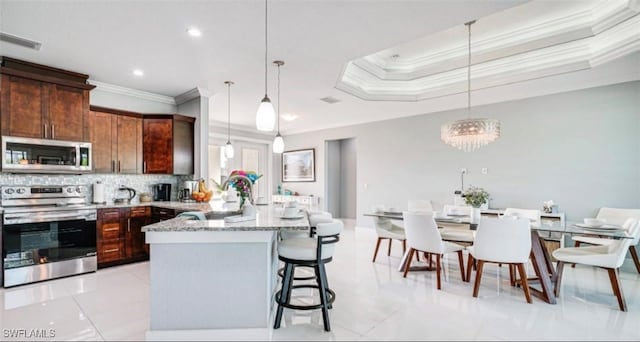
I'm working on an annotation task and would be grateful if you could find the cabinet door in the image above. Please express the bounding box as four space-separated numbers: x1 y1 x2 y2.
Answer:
1 75 46 138
143 118 173 174
173 119 194 175
90 111 117 173
117 115 143 174
48 84 88 141
126 216 150 258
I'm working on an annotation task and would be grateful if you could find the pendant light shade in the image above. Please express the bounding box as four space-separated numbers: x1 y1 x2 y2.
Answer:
225 141 235 159
224 81 235 159
256 96 276 131
273 134 284 153
272 60 285 153
441 20 501 152
256 0 275 132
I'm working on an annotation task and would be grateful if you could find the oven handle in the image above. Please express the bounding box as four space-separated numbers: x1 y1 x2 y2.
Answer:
4 212 96 224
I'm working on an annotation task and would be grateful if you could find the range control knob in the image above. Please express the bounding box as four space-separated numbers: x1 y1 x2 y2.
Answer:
16 188 26 194
76 187 82 194
66 187 75 193
5 188 15 194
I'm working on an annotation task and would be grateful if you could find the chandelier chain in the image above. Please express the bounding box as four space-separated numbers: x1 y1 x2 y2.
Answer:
276 62 280 134
264 0 268 96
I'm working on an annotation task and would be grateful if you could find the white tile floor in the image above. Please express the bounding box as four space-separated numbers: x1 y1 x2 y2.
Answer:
1 220 639 341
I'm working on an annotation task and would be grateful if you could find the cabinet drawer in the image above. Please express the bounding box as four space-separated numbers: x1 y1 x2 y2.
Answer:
98 239 125 264
100 221 122 240
152 207 175 220
99 209 121 221
130 206 150 217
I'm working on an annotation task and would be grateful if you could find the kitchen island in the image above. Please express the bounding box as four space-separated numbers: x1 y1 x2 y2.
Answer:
141 202 309 339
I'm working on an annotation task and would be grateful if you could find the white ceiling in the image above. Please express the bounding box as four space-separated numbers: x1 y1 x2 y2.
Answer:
1 0 637 136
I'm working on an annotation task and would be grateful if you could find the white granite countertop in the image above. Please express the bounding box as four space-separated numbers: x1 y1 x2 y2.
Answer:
95 200 242 213
142 205 309 232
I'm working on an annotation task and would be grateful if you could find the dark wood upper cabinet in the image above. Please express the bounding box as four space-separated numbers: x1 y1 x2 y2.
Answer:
90 106 143 174
0 75 46 139
0 56 95 141
143 115 195 175
143 118 173 174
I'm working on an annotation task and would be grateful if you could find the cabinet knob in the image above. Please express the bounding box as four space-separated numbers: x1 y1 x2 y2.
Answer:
51 124 55 139
43 124 48 139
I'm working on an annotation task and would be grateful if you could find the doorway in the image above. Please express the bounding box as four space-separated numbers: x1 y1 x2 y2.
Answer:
324 138 357 219
208 139 268 201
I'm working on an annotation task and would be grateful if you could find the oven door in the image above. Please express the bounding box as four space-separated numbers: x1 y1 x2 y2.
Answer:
2 217 97 287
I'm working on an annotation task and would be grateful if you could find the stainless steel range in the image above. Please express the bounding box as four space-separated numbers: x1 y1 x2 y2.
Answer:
1 185 97 287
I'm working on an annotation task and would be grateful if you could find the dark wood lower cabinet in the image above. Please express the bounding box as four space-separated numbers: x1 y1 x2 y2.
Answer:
97 207 153 268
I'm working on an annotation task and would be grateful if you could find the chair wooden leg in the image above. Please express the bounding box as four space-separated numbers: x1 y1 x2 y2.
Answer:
607 268 627 311
428 253 433 268
571 241 581 268
629 245 640 274
457 250 466 282
472 260 485 297
402 240 406 254
403 248 415 278
554 261 565 297
517 263 533 304
466 254 474 283
387 238 392 256
509 264 516 287
372 237 383 263
436 254 442 290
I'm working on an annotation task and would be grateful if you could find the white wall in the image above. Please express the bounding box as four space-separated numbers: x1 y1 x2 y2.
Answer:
325 140 341 217
276 81 640 226
339 138 357 218
90 88 177 113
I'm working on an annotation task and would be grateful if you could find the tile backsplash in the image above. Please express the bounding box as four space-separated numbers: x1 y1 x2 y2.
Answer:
0 173 197 202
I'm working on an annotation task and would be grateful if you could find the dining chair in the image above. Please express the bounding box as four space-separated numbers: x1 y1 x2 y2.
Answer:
402 211 466 289
439 204 475 244
503 208 541 226
468 217 533 303
553 222 639 311
572 208 640 273
371 205 411 263
408 199 433 213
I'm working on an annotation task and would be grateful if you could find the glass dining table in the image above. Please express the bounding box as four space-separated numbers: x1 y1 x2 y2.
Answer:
364 211 633 304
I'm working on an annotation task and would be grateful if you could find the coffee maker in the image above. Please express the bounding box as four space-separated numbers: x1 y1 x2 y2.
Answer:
153 183 171 201
179 180 198 203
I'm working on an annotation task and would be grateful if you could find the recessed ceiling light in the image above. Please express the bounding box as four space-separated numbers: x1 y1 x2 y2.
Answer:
187 27 202 37
281 113 298 121
390 54 400 60
132 69 144 77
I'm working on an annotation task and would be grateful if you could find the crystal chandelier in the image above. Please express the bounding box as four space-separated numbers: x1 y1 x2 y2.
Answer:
441 20 500 152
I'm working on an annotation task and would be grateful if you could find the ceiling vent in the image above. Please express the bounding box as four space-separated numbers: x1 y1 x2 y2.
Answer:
0 32 42 50
320 96 341 104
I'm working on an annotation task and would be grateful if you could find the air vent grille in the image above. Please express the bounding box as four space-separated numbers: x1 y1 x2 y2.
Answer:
320 96 341 104
0 32 42 50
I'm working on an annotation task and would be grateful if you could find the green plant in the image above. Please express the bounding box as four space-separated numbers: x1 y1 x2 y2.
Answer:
463 186 490 208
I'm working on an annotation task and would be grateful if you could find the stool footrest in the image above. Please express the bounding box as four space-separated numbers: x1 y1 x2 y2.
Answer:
277 266 317 281
275 284 335 311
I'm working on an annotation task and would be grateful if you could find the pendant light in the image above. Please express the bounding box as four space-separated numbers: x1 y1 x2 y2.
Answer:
224 81 235 159
255 0 276 131
441 20 500 152
272 60 285 153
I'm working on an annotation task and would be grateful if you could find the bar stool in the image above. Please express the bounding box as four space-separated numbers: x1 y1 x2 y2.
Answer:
278 212 333 281
274 220 343 332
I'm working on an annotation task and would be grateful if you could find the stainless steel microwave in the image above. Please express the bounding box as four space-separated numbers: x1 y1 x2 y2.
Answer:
2 136 92 173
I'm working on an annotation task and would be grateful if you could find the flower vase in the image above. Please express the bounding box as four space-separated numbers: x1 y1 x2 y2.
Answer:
239 196 246 209
471 207 482 224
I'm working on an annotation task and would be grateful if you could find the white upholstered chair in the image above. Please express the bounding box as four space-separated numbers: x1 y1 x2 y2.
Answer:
371 205 408 262
408 199 433 213
571 208 640 273
553 221 639 311
468 217 533 303
402 211 466 289
503 208 541 227
439 204 475 244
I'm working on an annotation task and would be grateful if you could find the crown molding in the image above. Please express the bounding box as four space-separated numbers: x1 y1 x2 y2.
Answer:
89 80 176 105
174 87 214 105
336 0 640 102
